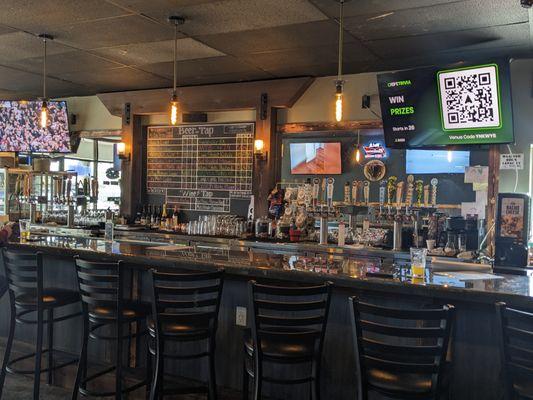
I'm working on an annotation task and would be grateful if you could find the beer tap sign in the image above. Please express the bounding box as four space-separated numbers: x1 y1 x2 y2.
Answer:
387 176 397 205
406 175 414 207
379 180 386 207
415 180 424 207
396 181 404 207
430 178 438 207
424 184 430 207
363 181 370 205
326 177 335 208
352 180 359 205
344 182 351 204
312 178 320 208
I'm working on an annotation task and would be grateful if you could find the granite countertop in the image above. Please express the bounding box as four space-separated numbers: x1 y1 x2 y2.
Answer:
7 235 533 307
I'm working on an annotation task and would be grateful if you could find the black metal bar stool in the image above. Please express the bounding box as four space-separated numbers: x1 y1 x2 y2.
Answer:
71 257 151 400
148 268 225 400
349 297 455 400
243 281 332 400
496 302 533 400
0 249 81 400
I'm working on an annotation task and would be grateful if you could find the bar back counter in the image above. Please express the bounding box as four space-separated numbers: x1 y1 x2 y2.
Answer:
1 231 531 400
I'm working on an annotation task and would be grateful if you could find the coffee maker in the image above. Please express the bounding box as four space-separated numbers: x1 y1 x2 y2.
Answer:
495 193 531 268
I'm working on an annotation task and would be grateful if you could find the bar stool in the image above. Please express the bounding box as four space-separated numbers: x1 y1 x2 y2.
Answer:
0 249 81 400
496 302 533 400
243 281 332 400
349 297 455 400
71 257 151 399
148 268 225 400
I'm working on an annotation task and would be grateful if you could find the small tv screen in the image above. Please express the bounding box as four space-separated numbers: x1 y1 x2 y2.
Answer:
0 100 71 153
290 142 342 174
406 150 470 174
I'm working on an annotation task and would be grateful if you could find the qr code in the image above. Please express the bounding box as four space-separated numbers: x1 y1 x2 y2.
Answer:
438 65 500 131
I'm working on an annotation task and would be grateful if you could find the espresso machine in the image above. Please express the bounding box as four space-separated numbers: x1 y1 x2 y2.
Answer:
495 193 531 268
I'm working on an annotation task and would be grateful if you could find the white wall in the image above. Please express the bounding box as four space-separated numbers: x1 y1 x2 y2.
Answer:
57 96 122 131
277 72 381 124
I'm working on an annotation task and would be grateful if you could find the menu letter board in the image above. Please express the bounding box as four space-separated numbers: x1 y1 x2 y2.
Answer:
147 123 254 213
377 59 514 148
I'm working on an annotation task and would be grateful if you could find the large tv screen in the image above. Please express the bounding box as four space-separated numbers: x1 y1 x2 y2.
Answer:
0 100 70 153
406 150 470 174
377 59 514 148
290 142 342 174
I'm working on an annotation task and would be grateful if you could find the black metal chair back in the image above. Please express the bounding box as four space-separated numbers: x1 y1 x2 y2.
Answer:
248 281 332 387
148 268 224 399
350 297 455 400
496 302 533 400
149 268 225 342
2 248 43 306
75 257 124 321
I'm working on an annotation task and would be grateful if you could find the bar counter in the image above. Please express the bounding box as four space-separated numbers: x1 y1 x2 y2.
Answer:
3 233 533 400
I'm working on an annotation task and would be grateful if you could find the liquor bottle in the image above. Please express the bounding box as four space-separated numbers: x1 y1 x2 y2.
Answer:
149 205 155 226
172 205 179 230
154 205 161 228
134 206 142 225
140 205 147 226
161 203 168 229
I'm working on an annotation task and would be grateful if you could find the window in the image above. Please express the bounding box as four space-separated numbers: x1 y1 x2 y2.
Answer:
54 138 121 210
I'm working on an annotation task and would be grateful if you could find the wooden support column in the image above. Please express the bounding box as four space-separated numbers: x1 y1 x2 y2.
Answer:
119 113 143 219
253 106 278 219
487 145 500 256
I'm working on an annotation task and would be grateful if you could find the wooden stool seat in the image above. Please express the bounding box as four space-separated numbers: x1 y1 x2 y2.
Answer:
89 300 150 322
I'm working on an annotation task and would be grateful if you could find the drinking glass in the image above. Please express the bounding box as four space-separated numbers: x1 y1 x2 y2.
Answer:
19 219 31 240
410 247 427 278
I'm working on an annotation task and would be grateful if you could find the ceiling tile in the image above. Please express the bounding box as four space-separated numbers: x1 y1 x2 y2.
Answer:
197 20 353 56
0 0 131 33
0 31 72 61
0 25 16 35
240 43 378 73
309 0 465 18
138 56 273 80
59 67 172 92
93 38 224 66
366 23 531 59
344 0 529 41
6 51 123 75
51 15 180 50
180 71 274 86
105 0 219 13
144 0 328 35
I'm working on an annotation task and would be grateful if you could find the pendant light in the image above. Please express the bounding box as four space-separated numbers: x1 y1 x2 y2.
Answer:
334 0 348 122
168 16 185 125
39 34 53 129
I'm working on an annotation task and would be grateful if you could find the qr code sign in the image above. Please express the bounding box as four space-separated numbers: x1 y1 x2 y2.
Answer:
438 65 500 131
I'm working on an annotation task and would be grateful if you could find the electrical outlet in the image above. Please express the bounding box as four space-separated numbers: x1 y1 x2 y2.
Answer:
236 306 247 327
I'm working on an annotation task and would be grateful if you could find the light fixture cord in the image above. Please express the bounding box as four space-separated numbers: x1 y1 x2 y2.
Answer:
43 37 47 99
173 22 177 96
337 0 344 81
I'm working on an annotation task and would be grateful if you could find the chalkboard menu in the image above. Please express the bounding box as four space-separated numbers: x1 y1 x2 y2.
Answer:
147 123 254 213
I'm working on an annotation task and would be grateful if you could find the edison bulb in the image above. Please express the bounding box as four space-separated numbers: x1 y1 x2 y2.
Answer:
355 147 361 163
170 100 179 125
335 93 343 122
40 101 48 128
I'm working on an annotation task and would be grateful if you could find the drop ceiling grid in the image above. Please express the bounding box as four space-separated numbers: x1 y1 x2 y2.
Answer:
0 0 530 97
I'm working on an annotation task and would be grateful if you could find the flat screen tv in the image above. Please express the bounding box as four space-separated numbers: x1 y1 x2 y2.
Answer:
377 59 514 148
406 150 470 174
290 142 342 174
0 100 71 153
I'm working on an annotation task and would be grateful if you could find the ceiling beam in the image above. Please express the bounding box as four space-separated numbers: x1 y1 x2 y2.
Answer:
278 119 383 134
97 77 315 116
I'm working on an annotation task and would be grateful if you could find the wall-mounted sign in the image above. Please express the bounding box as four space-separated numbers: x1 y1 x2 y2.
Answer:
377 59 514 148
362 141 388 159
500 153 524 170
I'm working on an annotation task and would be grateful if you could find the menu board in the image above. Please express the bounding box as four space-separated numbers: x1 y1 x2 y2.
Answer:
377 59 514 148
147 123 254 213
